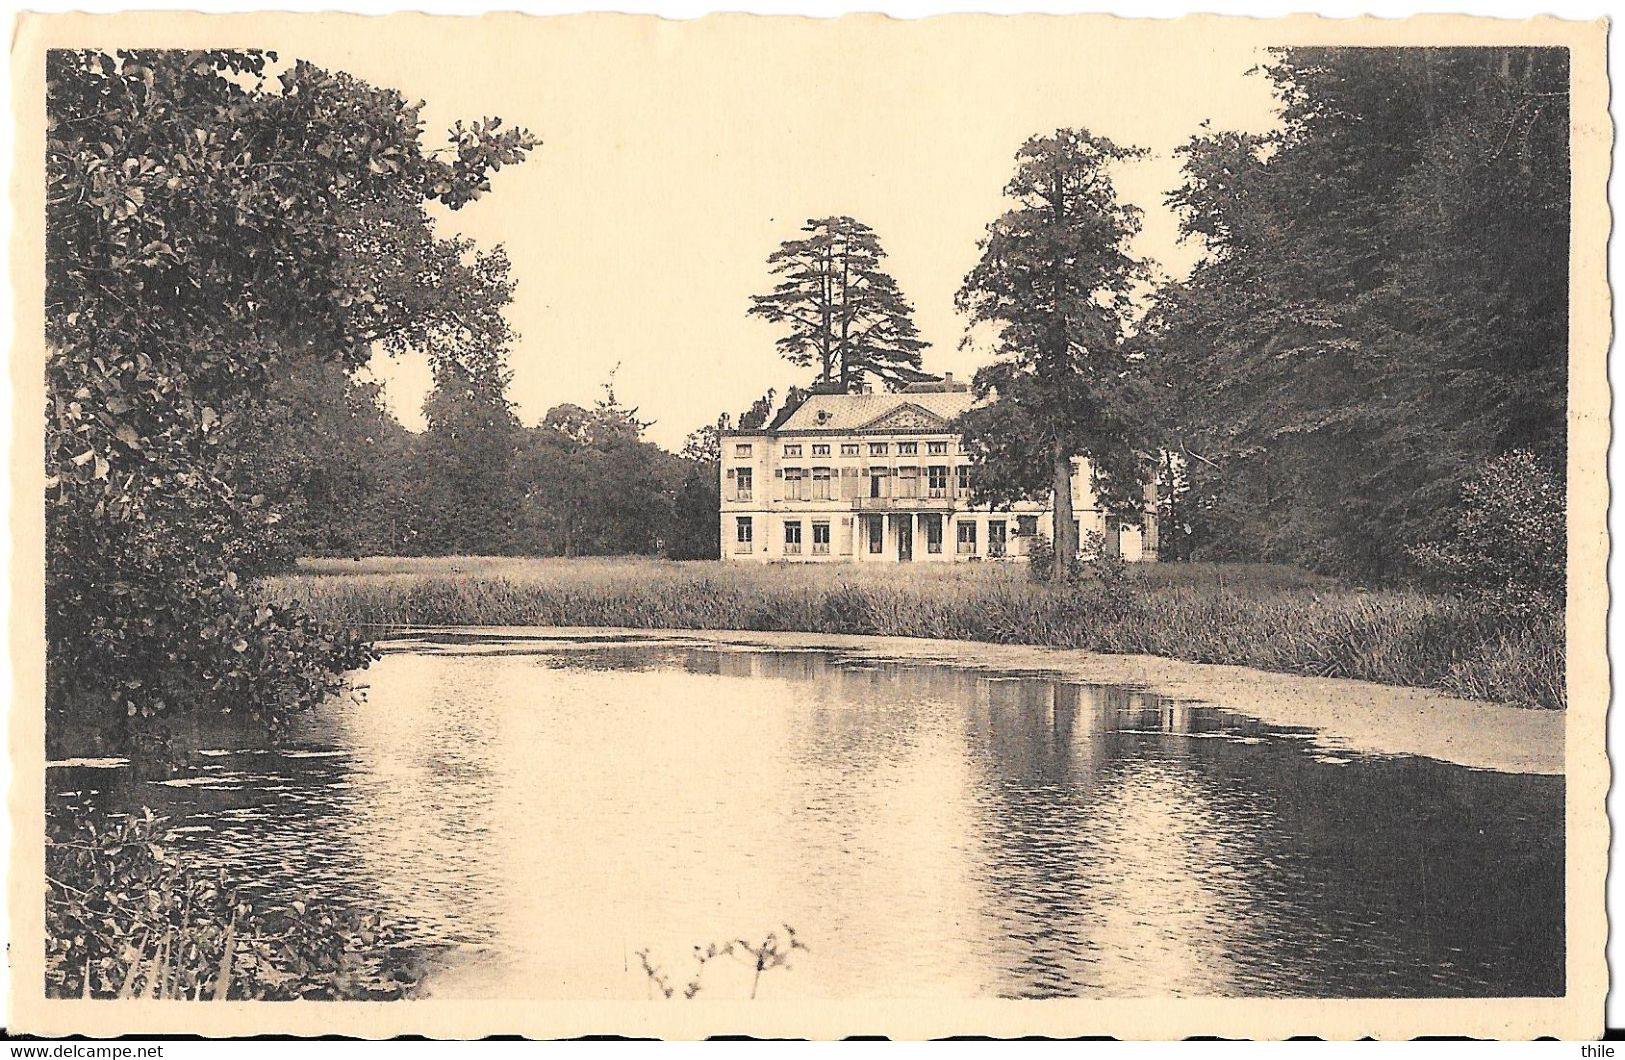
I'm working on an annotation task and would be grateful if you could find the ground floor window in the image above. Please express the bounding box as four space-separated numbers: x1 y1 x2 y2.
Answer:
867 516 884 554
784 520 802 555
736 517 753 552
924 515 943 553
989 520 1007 557
957 520 977 555
812 521 830 555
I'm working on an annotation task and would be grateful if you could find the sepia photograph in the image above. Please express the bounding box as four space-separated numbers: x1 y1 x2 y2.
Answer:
5 6 1611 1043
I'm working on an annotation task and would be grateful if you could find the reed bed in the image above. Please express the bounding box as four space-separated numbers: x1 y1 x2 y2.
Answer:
266 556 1564 709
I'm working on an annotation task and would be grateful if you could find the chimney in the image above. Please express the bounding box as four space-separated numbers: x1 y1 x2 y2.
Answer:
860 383 874 395
943 372 954 383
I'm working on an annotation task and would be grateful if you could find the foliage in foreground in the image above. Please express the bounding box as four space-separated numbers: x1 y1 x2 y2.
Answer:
46 50 536 749
268 558 1565 710
46 808 421 1000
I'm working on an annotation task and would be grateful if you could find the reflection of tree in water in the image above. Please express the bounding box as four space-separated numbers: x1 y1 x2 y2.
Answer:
339 652 507 936
958 680 1272 997
51 640 1562 1000
45 650 508 952
1209 746 1564 997
767 653 996 997
962 680 1562 998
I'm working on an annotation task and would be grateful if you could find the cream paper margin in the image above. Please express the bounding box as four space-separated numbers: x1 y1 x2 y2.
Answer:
6 10 1610 1041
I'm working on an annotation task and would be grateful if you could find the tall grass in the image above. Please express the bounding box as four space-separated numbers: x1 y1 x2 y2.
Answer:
266 556 1564 709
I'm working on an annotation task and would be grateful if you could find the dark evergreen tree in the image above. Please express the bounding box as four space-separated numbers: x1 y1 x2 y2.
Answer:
748 216 929 390
512 381 682 557
736 389 777 431
417 358 524 554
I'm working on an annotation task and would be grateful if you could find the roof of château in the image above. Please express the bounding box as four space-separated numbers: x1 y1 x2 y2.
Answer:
773 389 977 433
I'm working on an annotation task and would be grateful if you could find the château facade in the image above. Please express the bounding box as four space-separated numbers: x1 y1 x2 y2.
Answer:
718 377 1158 564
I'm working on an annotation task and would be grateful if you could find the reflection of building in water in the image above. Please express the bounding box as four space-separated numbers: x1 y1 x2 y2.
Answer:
958 675 1266 997
720 382 1159 564
968 676 1116 788
1101 688 1196 735
1158 700 1196 734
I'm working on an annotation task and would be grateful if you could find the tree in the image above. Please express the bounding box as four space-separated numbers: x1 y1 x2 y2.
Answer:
679 415 729 464
514 381 680 557
748 216 929 390
955 129 1155 580
416 357 524 554
224 355 410 559
1148 47 1569 582
736 389 777 431
45 49 537 748
515 413 597 557
666 416 730 560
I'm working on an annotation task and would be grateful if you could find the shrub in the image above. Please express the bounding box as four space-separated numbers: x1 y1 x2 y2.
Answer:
46 807 422 1000
1025 535 1056 582
1409 450 1564 622
1079 529 1129 586
1030 530 1124 587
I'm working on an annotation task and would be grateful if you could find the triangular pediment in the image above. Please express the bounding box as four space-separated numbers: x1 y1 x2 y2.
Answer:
857 403 951 432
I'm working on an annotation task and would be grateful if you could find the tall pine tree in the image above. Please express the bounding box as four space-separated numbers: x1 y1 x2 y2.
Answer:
748 216 929 390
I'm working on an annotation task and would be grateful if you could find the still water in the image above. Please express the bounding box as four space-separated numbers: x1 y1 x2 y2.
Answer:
50 632 1563 1000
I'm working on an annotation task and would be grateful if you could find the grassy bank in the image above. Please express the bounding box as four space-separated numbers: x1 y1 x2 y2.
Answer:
265 556 1564 710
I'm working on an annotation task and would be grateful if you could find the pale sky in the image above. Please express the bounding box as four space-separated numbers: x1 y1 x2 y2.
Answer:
287 16 1282 449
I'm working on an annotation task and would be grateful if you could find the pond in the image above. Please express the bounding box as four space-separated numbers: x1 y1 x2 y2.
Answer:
49 631 1564 1000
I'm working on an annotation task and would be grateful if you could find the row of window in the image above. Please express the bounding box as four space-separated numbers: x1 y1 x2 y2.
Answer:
726 465 975 501
736 516 833 554
733 514 1043 555
733 440 957 459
